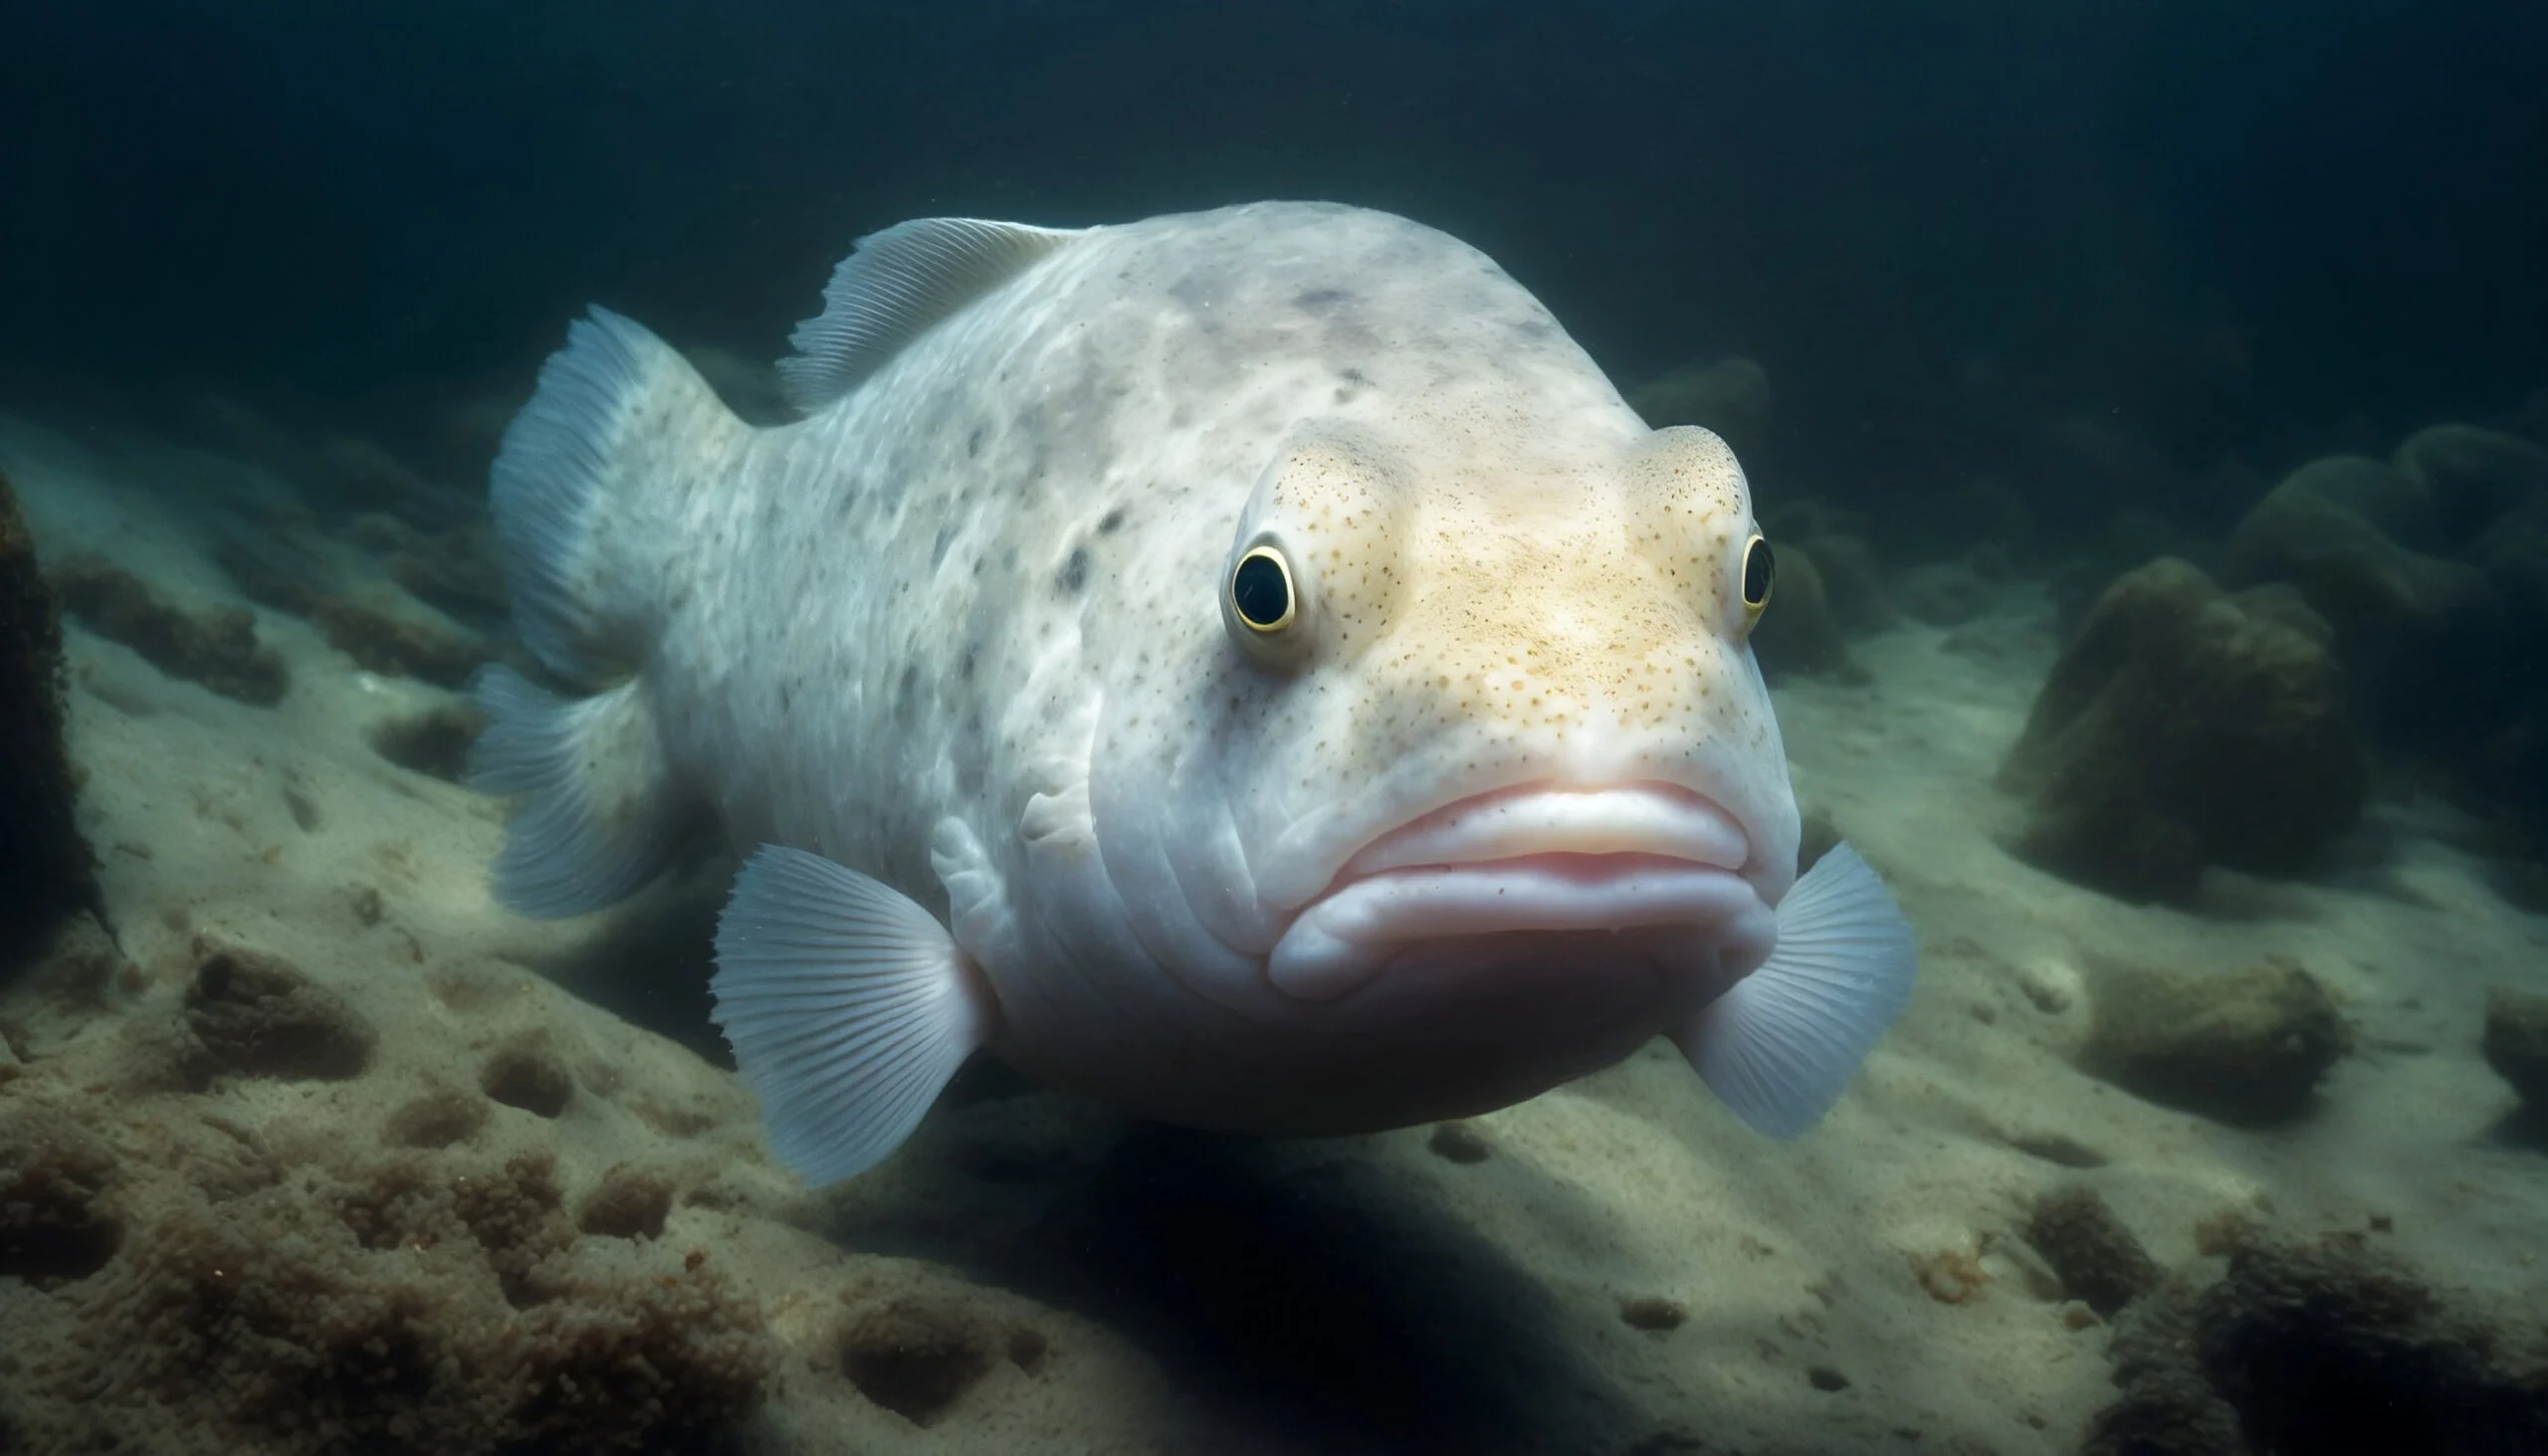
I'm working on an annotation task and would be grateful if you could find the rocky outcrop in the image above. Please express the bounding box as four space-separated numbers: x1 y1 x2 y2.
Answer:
2000 557 2367 900
2079 956 2352 1126
0 470 96 969
2083 1234 2548 1456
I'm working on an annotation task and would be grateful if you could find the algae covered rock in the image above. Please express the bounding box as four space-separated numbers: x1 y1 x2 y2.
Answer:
2213 431 2548 865
2219 454 2499 748
2085 1235 2548 1456
1999 557 2367 901
51 555 291 705
0 469 97 969
2080 956 2352 1126
2394 422 2548 545
0 1105 124 1283
5 1138 773 1456
2022 1184 2159 1317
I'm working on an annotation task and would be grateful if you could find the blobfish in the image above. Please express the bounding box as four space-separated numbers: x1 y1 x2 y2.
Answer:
473 201 1917 1184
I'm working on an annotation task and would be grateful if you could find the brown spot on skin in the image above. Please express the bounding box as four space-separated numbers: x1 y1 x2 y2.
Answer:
1054 545 1091 596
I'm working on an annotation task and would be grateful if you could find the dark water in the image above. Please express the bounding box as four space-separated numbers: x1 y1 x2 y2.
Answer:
6 1 2543 512
4 4 2548 1455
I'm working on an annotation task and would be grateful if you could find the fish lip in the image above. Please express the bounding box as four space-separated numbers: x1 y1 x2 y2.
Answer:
1329 780 1754 889
1260 782 1773 1001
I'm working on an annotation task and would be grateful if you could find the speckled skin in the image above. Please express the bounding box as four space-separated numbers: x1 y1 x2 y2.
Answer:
638 202 1798 1133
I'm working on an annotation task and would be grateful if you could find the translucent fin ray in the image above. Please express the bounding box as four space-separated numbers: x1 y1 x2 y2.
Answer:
1677 843 1918 1139
710 846 995 1185
466 667 687 919
488 307 732 683
778 218 1083 413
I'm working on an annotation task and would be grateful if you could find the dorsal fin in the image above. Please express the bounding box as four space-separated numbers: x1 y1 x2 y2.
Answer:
777 217 1084 413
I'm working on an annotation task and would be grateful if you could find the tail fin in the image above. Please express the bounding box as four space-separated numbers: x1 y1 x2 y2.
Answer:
467 668 689 918
489 307 738 684
476 308 736 917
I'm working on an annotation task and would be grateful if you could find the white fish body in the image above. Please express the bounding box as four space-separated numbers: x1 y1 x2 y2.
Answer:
474 201 1916 1183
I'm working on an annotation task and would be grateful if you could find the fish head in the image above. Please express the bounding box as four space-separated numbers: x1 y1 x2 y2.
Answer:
1083 411 1800 1102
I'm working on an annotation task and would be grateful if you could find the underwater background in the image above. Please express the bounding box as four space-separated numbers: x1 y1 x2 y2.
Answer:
2 2 2546 1453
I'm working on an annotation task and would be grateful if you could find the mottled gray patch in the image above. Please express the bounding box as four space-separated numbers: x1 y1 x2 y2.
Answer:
1055 545 1091 597
966 425 985 459
1294 288 1352 312
1098 507 1127 535
931 524 955 567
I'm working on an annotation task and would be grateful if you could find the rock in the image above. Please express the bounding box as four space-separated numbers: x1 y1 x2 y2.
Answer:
216 520 494 685
0 472 99 970
1748 542 1864 683
309 598 489 688
2079 956 2352 1126
2084 1236 2548 1456
2049 512 2208 641
1999 557 2368 900
381 520 511 629
0 1106 123 1283
184 945 376 1083
2394 423 2548 546
2216 440 2548 828
12 1145 773 1453
50 556 291 706
2481 987 2548 1109
2022 1185 2158 1317
2264 455 2443 547
2220 456 2470 619
1625 356 1775 459
2219 455 2498 747
367 703 487 782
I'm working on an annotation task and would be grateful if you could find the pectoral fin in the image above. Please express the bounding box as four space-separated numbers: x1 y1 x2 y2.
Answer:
710 846 997 1184
1675 843 1917 1139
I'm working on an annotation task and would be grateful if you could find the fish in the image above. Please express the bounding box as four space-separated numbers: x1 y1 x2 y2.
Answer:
471 201 1918 1185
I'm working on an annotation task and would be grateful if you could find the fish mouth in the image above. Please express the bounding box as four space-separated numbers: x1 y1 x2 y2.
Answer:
1266 782 1778 1001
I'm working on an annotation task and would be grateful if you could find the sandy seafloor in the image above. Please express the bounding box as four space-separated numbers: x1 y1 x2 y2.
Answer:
2 408 2545 1456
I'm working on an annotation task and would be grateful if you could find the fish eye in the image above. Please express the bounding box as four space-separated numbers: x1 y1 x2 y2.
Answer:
1740 534 1775 616
1230 545 1297 632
